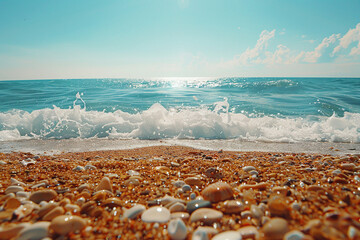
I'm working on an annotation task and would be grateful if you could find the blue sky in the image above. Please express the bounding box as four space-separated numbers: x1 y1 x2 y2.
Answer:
0 0 360 79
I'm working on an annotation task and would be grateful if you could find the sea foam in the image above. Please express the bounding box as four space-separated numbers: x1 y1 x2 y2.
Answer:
0 100 359 143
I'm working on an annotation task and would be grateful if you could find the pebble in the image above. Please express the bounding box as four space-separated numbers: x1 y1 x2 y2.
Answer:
95 177 113 192
250 204 263 219
204 167 224 179
29 189 57 204
237 226 259 239
125 178 140 186
20 158 36 166
5 185 24 195
43 206 65 221
190 193 196 200
168 218 187 240
242 166 256 172
185 177 203 186
84 164 97 170
283 230 305 240
102 197 122 208
3 197 21 210
262 217 289 240
340 163 356 171
50 215 86 235
11 178 26 187
17 221 50 240
202 182 234 203
122 204 146 220
212 231 242 240
0 223 30 240
223 200 244 214
190 208 223 224
172 180 186 188
182 184 191 192
169 202 186 213
72 165 85 171
0 160 6 165
170 212 189 220
192 229 210 240
141 206 170 223
268 196 290 218
186 199 212 213
238 182 269 191
127 170 140 176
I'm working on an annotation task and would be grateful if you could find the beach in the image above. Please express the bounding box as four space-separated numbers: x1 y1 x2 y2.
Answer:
1 145 360 239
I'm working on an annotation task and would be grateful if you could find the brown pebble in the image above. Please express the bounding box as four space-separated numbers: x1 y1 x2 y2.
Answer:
50 215 86 235
29 189 57 204
223 200 244 214
185 177 203 186
268 196 291 219
190 208 223 224
38 203 58 218
202 182 234 203
334 176 348 184
95 177 113 192
43 206 64 221
102 197 122 208
3 197 21 210
238 182 269 191
262 217 289 240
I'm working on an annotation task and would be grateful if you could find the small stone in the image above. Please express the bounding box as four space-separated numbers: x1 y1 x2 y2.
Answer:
77 183 90 192
334 176 348 184
84 164 97 170
10 178 26 187
192 229 209 240
238 226 259 239
5 185 24 195
127 170 140 176
3 197 21 210
238 182 269 191
202 182 234 203
72 165 85 171
43 206 65 221
0 223 29 240
262 217 289 240
171 162 181 167
95 177 113 192
190 208 223 224
38 202 58 218
172 180 186 188
20 158 36 166
243 166 256 172
169 202 186 213
17 222 50 240
185 177 203 186
186 200 212 213
170 212 190 220
182 184 191 192
284 230 305 240
204 167 224 179
268 196 290 219
250 204 263 219
223 200 244 214
102 197 122 208
190 193 196 200
241 210 252 219
64 204 80 213
212 231 242 240
340 163 356 171
122 204 146 220
29 189 57 204
50 215 86 235
168 218 187 240
141 206 170 223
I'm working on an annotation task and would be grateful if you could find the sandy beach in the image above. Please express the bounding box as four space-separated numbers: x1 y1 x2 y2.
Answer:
1 145 360 239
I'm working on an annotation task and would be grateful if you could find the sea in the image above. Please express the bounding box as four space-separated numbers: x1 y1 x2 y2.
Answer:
0 77 359 153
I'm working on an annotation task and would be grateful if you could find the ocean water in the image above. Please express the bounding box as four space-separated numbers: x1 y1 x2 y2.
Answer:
0 77 359 143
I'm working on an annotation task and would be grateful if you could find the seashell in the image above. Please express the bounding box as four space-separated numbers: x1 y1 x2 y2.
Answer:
243 166 256 172
0 223 30 240
95 177 113 192
50 215 86 235
202 182 233 203
43 206 65 221
10 178 26 187
262 217 289 240
29 189 57 204
190 208 223 224
185 177 203 186
122 204 146 220
5 185 24 195
169 202 186 213
237 226 259 239
212 231 242 240
223 200 244 214
17 222 50 240
141 206 170 223
168 218 187 240
170 212 189 220
102 197 122 208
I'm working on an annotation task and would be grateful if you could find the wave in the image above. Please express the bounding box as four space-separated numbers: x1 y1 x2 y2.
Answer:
0 99 359 143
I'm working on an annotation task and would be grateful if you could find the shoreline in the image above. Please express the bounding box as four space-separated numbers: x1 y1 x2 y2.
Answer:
0 146 359 239
0 138 359 156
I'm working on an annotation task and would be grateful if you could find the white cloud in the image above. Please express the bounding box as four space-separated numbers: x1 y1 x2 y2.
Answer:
296 34 340 63
238 29 275 64
333 23 360 55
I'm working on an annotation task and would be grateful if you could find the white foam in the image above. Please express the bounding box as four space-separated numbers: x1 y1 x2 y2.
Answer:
0 102 359 143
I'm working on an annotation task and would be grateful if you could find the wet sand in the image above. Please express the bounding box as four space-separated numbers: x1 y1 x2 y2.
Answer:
1 146 360 239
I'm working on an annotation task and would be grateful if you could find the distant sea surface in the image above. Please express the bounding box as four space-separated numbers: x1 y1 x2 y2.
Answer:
0 78 359 143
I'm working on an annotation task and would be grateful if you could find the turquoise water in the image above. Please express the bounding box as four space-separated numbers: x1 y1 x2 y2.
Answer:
0 78 359 142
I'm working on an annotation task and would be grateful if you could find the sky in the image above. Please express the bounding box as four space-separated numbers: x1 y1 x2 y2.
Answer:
0 0 360 80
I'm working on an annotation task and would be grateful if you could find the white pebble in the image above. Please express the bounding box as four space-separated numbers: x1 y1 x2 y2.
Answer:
168 218 187 240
